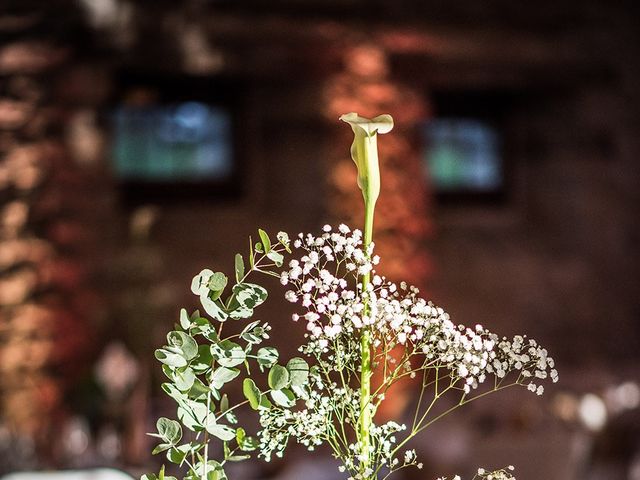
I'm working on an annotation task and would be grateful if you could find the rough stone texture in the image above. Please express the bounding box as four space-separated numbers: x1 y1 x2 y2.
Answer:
0 3 113 469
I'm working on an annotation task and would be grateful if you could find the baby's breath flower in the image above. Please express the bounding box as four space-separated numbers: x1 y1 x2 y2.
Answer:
274 225 554 479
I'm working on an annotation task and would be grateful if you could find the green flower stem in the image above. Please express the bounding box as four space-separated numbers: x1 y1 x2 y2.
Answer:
202 392 211 480
359 196 375 477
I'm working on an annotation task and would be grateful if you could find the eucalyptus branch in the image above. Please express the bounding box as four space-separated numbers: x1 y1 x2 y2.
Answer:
144 229 312 480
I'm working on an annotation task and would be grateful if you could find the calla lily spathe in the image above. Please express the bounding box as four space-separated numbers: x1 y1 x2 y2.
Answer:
339 112 394 208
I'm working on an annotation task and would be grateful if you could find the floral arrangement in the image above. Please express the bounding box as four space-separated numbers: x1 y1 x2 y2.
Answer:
143 113 558 480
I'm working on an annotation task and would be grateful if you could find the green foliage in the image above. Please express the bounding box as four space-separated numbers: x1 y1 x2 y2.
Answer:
268 365 289 390
270 388 295 407
212 340 246 368
242 378 262 410
256 347 278 369
234 254 244 283
145 229 307 480
286 357 309 387
258 229 271 253
210 367 240 389
143 465 178 480
226 283 268 320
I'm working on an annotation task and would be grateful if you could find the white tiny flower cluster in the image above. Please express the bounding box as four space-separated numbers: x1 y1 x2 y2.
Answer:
493 335 557 396
273 225 557 478
338 421 423 476
280 224 377 349
370 421 405 465
436 465 516 480
257 397 327 461
424 319 558 395
257 372 361 462
475 465 516 480
283 225 558 395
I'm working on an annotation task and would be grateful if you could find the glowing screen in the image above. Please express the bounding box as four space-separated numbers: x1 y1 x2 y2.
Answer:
423 119 502 192
112 102 233 182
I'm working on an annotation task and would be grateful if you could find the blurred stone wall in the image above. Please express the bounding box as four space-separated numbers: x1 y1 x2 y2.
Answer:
0 1 114 467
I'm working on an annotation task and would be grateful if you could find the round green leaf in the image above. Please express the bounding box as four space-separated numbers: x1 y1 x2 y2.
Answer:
256 347 278 369
167 331 198 360
205 462 227 480
240 321 263 344
152 442 171 455
167 444 191 464
162 383 188 407
200 294 229 322
286 357 309 387
210 367 240 389
276 231 290 252
258 229 271 253
234 254 245 283
179 308 191 329
220 394 229 413
207 423 235 441
155 348 187 368
191 344 213 374
227 454 250 462
259 394 272 409
266 250 284 267
270 388 295 407
227 283 268 319
242 378 261 410
235 427 245 444
191 269 214 295
161 364 175 380
157 417 182 444
268 365 290 390
212 340 246 368
177 400 211 432
238 434 258 452
186 378 209 399
208 272 228 292
174 368 196 391
191 317 218 341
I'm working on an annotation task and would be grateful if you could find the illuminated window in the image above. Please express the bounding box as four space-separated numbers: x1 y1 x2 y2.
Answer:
110 74 241 202
422 118 502 194
112 102 233 182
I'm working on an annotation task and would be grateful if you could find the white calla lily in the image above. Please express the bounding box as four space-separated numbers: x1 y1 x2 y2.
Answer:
339 112 394 209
